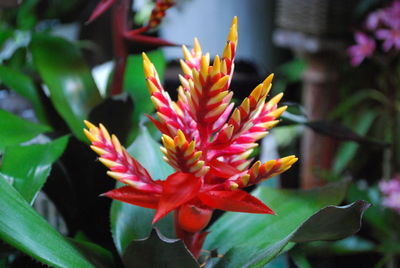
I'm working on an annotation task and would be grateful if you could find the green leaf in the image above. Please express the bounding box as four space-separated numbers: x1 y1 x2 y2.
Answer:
110 125 175 254
0 136 69 204
302 236 375 255
204 181 369 267
0 109 51 151
123 50 165 138
122 228 198 268
0 176 95 267
0 65 48 124
68 238 115 268
333 111 376 173
30 34 102 141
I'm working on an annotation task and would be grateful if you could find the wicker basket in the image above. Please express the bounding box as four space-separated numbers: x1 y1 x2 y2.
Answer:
276 0 358 37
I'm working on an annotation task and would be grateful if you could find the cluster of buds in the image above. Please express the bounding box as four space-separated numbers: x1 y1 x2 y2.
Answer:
85 17 297 258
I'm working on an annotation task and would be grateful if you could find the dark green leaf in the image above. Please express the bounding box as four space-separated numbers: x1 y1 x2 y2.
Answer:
218 201 369 268
0 109 51 151
122 228 198 268
111 125 174 254
30 34 102 141
68 239 115 268
302 236 376 255
204 181 369 267
0 136 69 204
0 65 48 124
333 111 376 173
0 177 95 267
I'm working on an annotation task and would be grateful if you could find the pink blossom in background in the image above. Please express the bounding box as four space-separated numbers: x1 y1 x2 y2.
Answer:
366 10 384 30
376 28 400 51
379 177 400 214
381 0 400 29
347 32 376 66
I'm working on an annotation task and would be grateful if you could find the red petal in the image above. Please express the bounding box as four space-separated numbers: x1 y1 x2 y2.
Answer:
209 159 241 179
87 0 118 24
123 32 179 47
153 172 202 224
102 186 159 209
198 190 275 214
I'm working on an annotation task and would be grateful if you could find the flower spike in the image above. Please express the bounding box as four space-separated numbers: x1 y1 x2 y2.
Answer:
85 17 297 259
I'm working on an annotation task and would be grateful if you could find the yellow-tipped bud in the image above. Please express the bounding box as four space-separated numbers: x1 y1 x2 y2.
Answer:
176 129 187 148
266 93 284 110
99 157 117 168
99 124 111 141
210 75 229 92
200 53 210 78
212 55 221 76
90 145 107 156
193 37 202 55
84 129 97 143
161 135 176 153
111 135 123 155
182 45 193 61
268 106 287 118
180 59 191 75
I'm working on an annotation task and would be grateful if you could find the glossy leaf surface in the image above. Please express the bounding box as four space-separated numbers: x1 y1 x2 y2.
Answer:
122 229 198 268
204 181 369 267
0 109 51 151
0 65 48 124
30 34 102 141
0 136 69 204
0 177 94 267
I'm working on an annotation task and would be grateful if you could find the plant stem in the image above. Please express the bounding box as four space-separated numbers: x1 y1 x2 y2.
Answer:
110 0 131 95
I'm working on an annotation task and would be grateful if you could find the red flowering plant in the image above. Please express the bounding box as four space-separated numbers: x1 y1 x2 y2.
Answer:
84 17 297 258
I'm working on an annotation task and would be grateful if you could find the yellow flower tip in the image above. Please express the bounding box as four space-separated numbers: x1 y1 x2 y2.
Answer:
142 52 150 62
99 123 111 142
227 17 238 43
182 45 193 61
106 171 125 181
179 59 191 75
269 105 287 118
161 134 176 152
90 145 107 156
99 157 117 168
111 134 123 155
193 37 202 54
84 128 97 142
195 166 210 177
83 120 96 130
143 59 154 78
229 181 239 190
176 129 187 147
263 73 274 85
240 174 250 186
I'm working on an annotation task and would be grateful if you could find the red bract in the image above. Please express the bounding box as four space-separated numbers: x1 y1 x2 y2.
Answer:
84 17 297 258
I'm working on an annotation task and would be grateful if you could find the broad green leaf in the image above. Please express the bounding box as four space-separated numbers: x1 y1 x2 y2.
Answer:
0 176 94 267
302 236 375 255
123 50 165 138
30 34 102 141
0 136 69 204
333 111 376 173
204 181 369 267
122 229 198 268
68 238 114 268
111 125 174 254
0 109 51 151
0 65 48 124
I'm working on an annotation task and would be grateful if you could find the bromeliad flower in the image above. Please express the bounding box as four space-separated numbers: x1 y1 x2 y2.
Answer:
84 17 297 258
